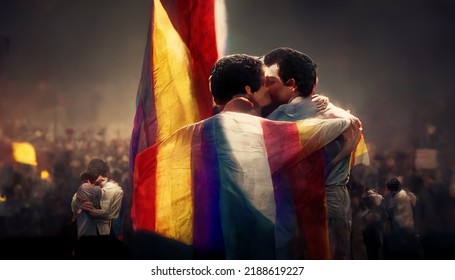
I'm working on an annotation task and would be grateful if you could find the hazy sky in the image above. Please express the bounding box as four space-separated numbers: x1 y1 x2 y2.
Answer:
0 0 150 136
1 0 455 161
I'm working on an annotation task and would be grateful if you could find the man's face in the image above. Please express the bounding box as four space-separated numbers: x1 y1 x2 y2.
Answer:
265 64 293 105
251 67 272 108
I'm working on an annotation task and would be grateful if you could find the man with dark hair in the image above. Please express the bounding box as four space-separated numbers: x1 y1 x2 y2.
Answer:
385 178 401 193
264 47 363 259
384 178 417 232
210 54 271 116
87 158 110 180
263 48 317 104
383 177 420 258
133 54 354 259
72 158 124 236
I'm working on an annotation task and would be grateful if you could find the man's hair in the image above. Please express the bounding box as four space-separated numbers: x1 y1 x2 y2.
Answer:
385 178 401 192
210 54 264 104
263 47 317 97
87 158 110 177
80 170 99 183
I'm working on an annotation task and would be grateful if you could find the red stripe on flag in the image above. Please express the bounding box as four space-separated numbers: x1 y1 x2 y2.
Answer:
174 0 218 120
133 144 159 232
261 119 330 259
286 151 331 259
162 0 218 120
261 120 301 173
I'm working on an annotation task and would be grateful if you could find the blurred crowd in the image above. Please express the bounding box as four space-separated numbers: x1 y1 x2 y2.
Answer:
348 149 455 259
1 118 455 259
0 119 132 243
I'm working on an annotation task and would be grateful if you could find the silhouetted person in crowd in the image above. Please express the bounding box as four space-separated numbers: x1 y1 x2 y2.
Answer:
361 189 384 259
382 177 421 259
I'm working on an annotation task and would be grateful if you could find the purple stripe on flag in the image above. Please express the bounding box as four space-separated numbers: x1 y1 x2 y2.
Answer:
129 99 144 184
192 119 225 258
129 25 156 193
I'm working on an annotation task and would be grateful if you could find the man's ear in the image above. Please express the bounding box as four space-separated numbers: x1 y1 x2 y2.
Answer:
244 85 252 94
286 78 297 90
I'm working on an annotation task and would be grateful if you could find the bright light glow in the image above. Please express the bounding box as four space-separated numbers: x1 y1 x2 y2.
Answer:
215 0 227 57
12 142 37 166
41 170 50 180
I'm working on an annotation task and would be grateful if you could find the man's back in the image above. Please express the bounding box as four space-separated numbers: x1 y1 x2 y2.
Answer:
71 193 98 237
75 211 98 237
385 189 417 231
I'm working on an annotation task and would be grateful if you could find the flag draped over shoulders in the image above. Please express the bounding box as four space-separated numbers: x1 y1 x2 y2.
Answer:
133 112 350 259
267 99 370 259
129 0 220 190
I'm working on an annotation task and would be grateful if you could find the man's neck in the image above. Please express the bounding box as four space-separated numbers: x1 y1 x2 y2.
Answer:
289 92 314 104
223 97 261 116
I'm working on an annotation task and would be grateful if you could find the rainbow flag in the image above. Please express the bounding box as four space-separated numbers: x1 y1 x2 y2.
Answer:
129 0 221 189
133 112 350 259
267 102 370 259
277 132 369 260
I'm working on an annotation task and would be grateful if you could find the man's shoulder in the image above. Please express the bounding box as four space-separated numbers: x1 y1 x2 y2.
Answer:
105 181 123 191
322 103 358 119
268 99 318 121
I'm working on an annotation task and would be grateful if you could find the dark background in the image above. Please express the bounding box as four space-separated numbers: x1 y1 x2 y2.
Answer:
1 0 455 162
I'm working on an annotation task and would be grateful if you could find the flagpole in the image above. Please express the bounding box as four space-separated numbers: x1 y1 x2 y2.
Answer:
54 91 58 147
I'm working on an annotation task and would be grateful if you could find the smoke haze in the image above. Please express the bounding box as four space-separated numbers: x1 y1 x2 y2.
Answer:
1 0 454 163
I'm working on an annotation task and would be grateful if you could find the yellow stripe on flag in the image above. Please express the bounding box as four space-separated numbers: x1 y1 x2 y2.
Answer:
351 134 370 167
153 0 201 143
297 118 351 159
155 125 196 244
